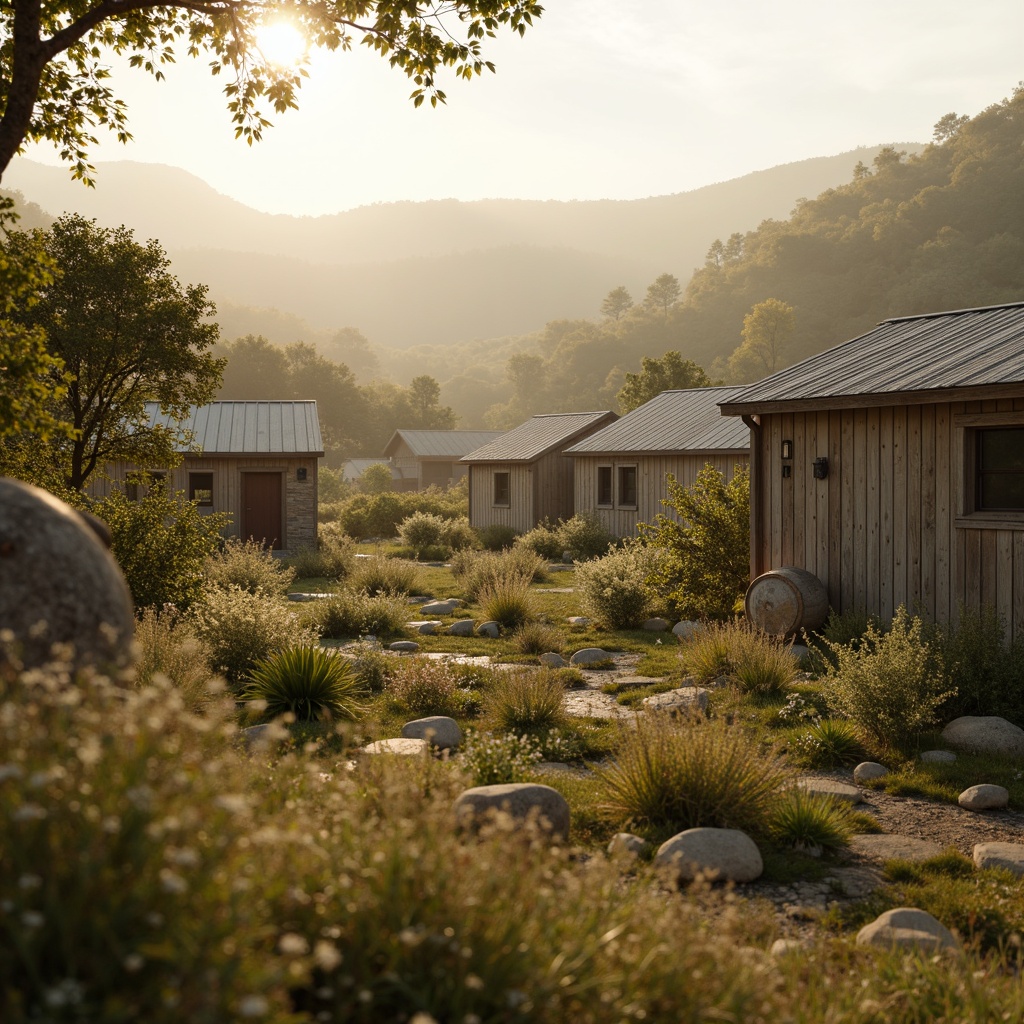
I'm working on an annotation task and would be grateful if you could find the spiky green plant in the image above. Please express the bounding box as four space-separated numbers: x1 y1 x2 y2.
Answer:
511 621 563 655
792 717 866 768
349 555 420 597
768 788 854 852
485 669 567 733
243 646 369 722
479 576 534 629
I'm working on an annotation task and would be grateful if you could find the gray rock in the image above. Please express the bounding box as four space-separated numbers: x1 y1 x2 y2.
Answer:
447 619 476 637
788 643 810 662
539 652 568 668
920 749 957 764
655 827 763 883
0 478 135 671
401 716 462 750
855 908 959 953
567 616 591 627
477 621 500 638
853 761 889 783
973 842 1024 876
608 832 648 858
941 716 1024 758
453 783 570 841
958 784 1009 810
642 617 671 632
797 779 864 804
569 647 611 666
770 939 806 957
389 640 420 653
672 620 704 640
642 687 710 715
287 592 335 602
361 738 430 756
420 599 461 616
849 834 944 862
406 620 443 635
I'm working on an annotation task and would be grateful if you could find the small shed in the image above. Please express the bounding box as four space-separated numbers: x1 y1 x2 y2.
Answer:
719 301 1024 639
382 429 506 491
89 400 324 553
461 411 617 533
566 387 750 538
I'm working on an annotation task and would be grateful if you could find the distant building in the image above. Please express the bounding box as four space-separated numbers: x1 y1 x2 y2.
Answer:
461 411 618 533
382 429 506 491
339 458 403 486
566 387 750 538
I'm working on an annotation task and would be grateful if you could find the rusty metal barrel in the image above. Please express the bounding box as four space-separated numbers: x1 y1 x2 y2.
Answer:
744 566 829 636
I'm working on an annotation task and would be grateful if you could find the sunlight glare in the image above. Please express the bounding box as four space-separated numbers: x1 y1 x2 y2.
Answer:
256 20 308 68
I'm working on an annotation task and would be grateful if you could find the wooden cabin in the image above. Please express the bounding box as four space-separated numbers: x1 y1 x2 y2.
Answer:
89 401 323 553
461 411 618 533
720 301 1024 639
566 387 750 538
382 429 505 491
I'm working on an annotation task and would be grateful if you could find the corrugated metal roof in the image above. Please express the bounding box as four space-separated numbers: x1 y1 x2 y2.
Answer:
382 429 506 459
144 401 324 455
462 411 618 463
722 302 1024 414
565 387 749 455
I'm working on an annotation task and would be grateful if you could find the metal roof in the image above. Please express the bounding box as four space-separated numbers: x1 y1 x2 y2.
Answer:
382 429 506 459
566 387 749 455
721 302 1024 415
461 411 618 463
144 401 324 455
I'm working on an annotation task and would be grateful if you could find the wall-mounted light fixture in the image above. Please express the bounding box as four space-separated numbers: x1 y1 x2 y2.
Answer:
781 465 792 479
781 439 793 459
813 457 829 480
297 467 308 481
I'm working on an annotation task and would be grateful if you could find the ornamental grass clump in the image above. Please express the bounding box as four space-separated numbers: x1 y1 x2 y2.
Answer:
203 537 295 595
768 788 854 852
511 620 564 655
306 590 407 639
574 541 660 629
287 523 355 581
349 555 420 597
682 619 797 695
485 668 567 734
791 717 866 769
243 646 370 723
132 605 215 711
594 714 791 834
479 575 534 629
451 547 547 599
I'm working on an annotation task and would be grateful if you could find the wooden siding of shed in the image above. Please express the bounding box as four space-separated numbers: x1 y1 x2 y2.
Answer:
533 451 577 525
753 397 1024 640
574 454 749 538
468 464 534 532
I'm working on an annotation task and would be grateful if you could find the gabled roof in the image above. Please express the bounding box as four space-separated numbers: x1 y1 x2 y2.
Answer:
144 401 324 455
462 411 618 463
566 387 749 455
382 429 506 459
721 302 1024 415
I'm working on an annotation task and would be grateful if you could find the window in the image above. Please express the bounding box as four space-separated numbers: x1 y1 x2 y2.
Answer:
493 471 510 506
597 466 613 506
976 428 1024 511
618 465 637 507
189 472 214 507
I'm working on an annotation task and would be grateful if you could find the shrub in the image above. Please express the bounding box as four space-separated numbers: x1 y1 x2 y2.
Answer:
574 541 660 629
804 607 878 675
243 646 369 722
358 461 394 494
682 619 797 695
131 605 215 710
384 658 466 716
203 537 295 595
768 789 854 852
398 510 447 557
439 516 477 553
307 590 407 639
92 486 229 610
288 523 355 581
459 729 544 785
349 555 420 597
515 520 564 560
789 717 866 768
823 606 955 751
190 585 319 686
452 547 548 600
640 463 750 620
485 668 567 733
511 621 564 655
480 576 534 629
318 465 351 503
556 511 613 561
476 523 518 550
336 488 469 541
593 714 790 833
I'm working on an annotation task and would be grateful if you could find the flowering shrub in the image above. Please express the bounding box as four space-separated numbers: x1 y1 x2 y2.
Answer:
556 511 614 561
306 590 407 639
459 729 544 785
384 657 479 717
574 542 660 629
203 537 295 595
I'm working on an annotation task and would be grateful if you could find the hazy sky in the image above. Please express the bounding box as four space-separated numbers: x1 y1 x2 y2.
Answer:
22 0 1024 216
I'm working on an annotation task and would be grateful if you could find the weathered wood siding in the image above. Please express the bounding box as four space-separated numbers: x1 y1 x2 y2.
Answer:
468 464 534 533
533 452 577 525
574 453 749 538
753 397 1024 639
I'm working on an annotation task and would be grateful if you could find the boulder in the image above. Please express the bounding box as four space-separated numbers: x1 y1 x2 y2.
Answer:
361 738 430 756
402 716 462 750
958 784 1009 810
453 783 570 841
567 616 591 627
569 647 611 666
769 939 805 957
406 620 443 635
849 834 944 862
797 779 864 804
853 762 889 783
389 641 420 653
607 832 648 858
788 643 810 662
920 749 957 764
655 827 763 883
539 652 568 669
941 716 1024 758
642 617 671 632
421 599 461 616
973 842 1024 876
477 621 500 638
447 619 476 637
855 908 959 953
642 687 710 715
0 478 135 671
672 620 704 640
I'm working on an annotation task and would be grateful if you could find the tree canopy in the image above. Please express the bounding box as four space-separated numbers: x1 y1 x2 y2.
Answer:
617 351 717 413
0 0 543 182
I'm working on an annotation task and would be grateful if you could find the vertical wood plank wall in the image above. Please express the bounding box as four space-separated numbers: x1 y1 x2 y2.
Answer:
574 454 749 537
468 464 535 533
755 399 1024 639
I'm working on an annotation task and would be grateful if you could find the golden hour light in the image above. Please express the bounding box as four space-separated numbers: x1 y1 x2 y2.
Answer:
254 18 308 68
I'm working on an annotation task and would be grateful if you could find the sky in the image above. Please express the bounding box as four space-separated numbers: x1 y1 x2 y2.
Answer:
22 0 1024 216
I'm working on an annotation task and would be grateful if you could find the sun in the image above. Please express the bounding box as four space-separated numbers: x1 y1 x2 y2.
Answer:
255 19 308 68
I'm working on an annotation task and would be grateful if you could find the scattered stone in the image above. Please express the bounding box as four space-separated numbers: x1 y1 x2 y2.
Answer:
453 783 570 841
406 620 443 635
642 617 671 632
287 592 334 602
569 647 612 666
541 587 575 594
941 716 1024 758
788 643 810 662
477 621 500 638
770 938 805 957
672 620 703 640
389 640 420 653
447 619 476 637
539 652 568 668
642 687 710 715
420 599 461 616
849 834 944 862
920 749 957 764
655 827 763 884
973 842 1024 876
402 716 462 750
958 784 1009 810
567 616 591 627
712 674 732 688
362 738 430 756
797 779 864 804
855 908 959 953
608 832 648 858
611 674 663 688
853 761 889 783
237 722 290 751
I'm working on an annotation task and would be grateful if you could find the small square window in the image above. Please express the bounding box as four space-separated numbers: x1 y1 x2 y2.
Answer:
618 466 637 507
976 428 1024 511
493 471 510 506
597 466 613 506
189 472 214 507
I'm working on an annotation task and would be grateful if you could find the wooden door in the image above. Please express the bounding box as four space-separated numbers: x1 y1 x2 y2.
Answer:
243 473 283 549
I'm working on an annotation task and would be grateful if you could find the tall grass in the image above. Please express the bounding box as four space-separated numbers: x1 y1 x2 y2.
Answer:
131 605 216 710
479 576 534 629
349 555 420 597
243 646 370 722
484 668 567 734
451 547 547 599
203 537 296 595
682 619 797 695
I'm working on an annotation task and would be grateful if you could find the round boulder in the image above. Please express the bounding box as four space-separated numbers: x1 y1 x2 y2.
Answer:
655 827 763 883
607 832 648 858
958 784 1009 811
853 761 889 783
389 640 420 653
941 716 1024 758
642 617 671 632
539 652 568 669
855 907 959 953
920 749 957 764
973 842 1024 876
477 621 500 638
0 478 134 671
361 738 430 756
672 620 704 640
447 619 476 637
569 647 611 666
402 716 462 750
453 783 570 841
642 687 710 715
421 599 461 616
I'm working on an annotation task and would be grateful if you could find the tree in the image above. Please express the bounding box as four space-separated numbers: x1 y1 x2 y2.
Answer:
726 298 795 383
643 273 681 316
359 462 394 494
4 214 223 490
600 286 633 322
0 0 543 182
617 351 716 413
933 113 969 144
216 335 291 398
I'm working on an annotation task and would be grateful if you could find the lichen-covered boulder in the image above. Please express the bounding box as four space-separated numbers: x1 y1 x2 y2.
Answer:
401 716 462 750
453 783 570 841
941 717 1024 758
855 907 959 953
655 827 763 883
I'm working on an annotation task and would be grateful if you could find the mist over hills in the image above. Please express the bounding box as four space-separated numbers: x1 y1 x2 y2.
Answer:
5 146 919 348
